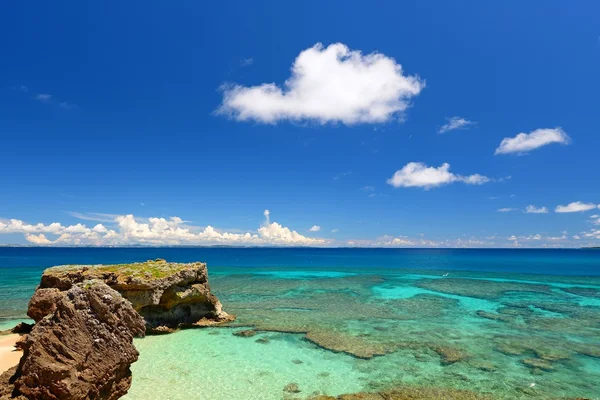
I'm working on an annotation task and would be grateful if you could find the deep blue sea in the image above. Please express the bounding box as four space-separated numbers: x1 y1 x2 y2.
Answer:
1 247 600 399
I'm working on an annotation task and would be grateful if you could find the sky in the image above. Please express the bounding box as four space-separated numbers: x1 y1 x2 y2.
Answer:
1 1 599 248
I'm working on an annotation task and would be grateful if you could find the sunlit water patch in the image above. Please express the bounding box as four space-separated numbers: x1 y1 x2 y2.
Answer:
125 328 366 400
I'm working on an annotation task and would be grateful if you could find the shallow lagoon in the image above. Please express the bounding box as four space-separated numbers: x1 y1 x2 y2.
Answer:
1 248 599 399
126 268 600 399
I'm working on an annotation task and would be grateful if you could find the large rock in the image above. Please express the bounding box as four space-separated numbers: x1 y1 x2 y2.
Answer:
2 281 145 400
31 259 234 332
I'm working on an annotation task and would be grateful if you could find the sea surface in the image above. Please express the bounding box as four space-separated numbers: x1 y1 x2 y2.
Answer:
1 247 600 399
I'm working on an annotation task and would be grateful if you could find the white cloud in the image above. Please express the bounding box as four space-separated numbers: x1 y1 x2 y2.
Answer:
525 205 548 214
583 229 600 239
218 42 424 125
438 117 476 134
361 186 375 192
380 236 416 246
92 224 108 233
309 225 321 232
0 210 326 247
555 201 598 213
495 127 570 155
25 234 52 245
497 208 516 212
573 235 581 240
331 228 339 233
524 234 543 240
387 162 489 190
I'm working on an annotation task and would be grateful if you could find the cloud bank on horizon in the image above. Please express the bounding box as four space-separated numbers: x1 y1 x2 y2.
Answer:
218 43 424 125
0 210 326 247
2 206 599 248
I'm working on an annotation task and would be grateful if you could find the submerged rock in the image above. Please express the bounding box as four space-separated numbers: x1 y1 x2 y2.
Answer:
32 259 234 332
283 382 301 393
429 344 470 365
232 329 256 337
2 281 145 400
521 357 554 372
304 331 391 359
307 385 493 399
476 310 511 323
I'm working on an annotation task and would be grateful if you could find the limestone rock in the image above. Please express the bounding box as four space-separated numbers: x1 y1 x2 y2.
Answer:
31 259 234 332
6 281 145 400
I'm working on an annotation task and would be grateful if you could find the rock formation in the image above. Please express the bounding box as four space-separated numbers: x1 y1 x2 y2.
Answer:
33 259 234 332
2 281 145 400
1 259 231 399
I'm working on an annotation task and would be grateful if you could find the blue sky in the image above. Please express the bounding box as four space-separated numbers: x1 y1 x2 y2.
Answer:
1 1 599 247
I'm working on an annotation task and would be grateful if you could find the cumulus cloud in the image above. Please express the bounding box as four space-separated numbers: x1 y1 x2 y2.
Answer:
555 201 598 213
380 236 416 246
309 225 321 232
386 162 489 190
0 210 326 247
495 127 570 155
438 117 476 134
218 42 424 125
525 205 549 214
24 234 52 245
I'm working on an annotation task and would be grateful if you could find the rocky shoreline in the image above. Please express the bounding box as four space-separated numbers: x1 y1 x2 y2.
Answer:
0 259 233 400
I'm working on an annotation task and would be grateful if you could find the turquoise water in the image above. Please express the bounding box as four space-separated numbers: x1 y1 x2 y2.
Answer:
1 248 600 399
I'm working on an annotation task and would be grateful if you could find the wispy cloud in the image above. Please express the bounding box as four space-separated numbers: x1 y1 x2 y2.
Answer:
35 93 53 102
218 42 424 125
438 116 476 134
59 101 77 110
333 171 352 180
66 211 123 223
241 58 254 66
495 127 570 155
525 205 549 214
497 208 516 212
14 85 77 110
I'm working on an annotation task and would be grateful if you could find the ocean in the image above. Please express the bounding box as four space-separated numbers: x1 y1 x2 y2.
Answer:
1 247 599 399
